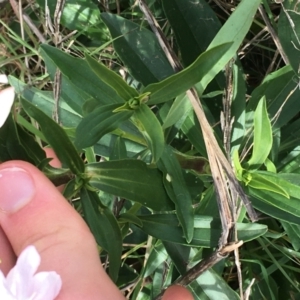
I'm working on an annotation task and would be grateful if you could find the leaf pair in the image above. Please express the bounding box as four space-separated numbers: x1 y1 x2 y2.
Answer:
40 42 233 163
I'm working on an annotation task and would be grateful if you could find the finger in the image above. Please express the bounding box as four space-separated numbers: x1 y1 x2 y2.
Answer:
0 225 16 274
0 161 125 300
0 148 63 273
162 285 194 300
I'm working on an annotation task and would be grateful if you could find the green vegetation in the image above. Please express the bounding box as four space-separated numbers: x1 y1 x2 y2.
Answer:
1 0 300 298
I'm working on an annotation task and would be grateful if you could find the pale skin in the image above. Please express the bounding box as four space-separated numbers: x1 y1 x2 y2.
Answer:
0 149 194 300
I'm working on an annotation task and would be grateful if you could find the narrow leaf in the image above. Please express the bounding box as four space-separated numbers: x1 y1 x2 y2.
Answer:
247 97 272 168
278 1 300 75
80 188 122 282
247 172 289 199
40 44 124 105
21 99 84 175
133 103 165 162
85 54 138 101
158 145 194 242
143 43 232 104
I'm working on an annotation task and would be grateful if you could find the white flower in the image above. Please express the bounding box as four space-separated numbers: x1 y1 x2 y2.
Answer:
0 74 15 128
0 245 62 300
0 74 9 84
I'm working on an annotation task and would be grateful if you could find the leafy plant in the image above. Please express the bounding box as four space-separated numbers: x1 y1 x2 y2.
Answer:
2 0 300 299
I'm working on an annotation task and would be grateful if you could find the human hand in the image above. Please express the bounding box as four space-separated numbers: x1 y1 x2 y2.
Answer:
0 154 193 299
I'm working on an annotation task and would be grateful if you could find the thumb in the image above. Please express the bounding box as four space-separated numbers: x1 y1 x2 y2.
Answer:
0 161 124 300
162 285 194 300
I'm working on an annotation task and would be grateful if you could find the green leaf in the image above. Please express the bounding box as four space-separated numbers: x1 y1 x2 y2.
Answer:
80 188 122 282
85 54 138 101
162 93 191 129
247 65 300 129
118 212 143 227
110 137 127 160
162 0 226 96
249 188 300 225
21 99 85 175
158 145 194 243
143 43 232 105
40 44 124 105
192 268 240 300
39 45 87 115
273 173 300 199
10 77 82 129
0 114 36 164
162 241 190 276
138 214 267 247
281 221 300 251
247 97 272 168
101 13 174 85
232 149 244 181
133 104 165 162
278 1 300 75
35 0 108 41
86 159 173 211
230 63 247 153
143 242 169 278
246 172 289 199
181 112 207 156
192 0 261 96
208 0 261 56
162 0 222 67
74 104 133 150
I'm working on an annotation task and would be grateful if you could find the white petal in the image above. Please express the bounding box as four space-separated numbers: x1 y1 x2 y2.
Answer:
0 270 16 300
6 245 40 298
0 74 8 84
0 87 15 128
3 246 62 300
31 272 62 300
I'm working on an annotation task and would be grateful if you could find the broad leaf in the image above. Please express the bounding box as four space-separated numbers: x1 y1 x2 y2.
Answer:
246 171 289 199
101 13 174 85
249 188 300 225
162 0 222 67
138 214 267 247
74 104 133 150
86 159 173 211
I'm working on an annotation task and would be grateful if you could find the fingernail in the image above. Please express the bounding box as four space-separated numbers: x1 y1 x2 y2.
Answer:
0 167 35 213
